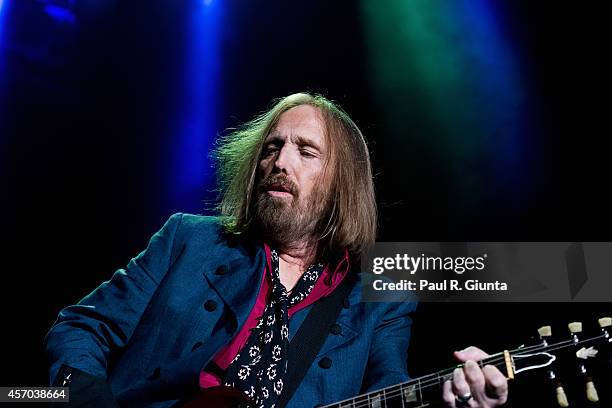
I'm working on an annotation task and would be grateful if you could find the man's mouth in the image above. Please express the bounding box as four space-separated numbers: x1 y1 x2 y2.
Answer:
266 184 293 197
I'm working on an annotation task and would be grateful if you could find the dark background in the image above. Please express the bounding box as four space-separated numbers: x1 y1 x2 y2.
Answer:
0 1 610 407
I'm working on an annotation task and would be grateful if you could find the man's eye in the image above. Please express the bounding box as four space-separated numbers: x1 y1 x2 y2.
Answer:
264 146 278 156
300 149 315 157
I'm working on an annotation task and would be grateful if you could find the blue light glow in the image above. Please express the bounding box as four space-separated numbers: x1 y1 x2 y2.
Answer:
44 5 77 25
0 0 7 92
460 0 526 192
169 0 223 210
0 0 6 141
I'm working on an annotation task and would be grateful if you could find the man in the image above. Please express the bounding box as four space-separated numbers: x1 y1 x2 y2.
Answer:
45 93 508 407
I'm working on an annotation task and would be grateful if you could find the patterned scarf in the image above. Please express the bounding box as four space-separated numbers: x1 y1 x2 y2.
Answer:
224 248 324 408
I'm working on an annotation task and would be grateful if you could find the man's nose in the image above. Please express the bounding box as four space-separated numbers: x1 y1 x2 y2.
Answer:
272 146 290 173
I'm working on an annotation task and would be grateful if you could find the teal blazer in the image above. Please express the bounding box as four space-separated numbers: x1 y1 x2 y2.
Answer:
45 213 416 407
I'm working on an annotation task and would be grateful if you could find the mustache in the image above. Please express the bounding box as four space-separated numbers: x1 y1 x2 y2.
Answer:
258 174 298 196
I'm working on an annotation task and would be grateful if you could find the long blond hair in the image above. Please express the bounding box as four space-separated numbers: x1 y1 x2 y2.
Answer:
213 92 377 256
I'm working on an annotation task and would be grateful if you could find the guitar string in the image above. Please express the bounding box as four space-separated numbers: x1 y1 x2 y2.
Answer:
330 335 605 408
358 335 605 408
323 359 510 408
332 333 602 405
321 334 605 408
347 337 577 391
385 334 605 393
328 338 577 406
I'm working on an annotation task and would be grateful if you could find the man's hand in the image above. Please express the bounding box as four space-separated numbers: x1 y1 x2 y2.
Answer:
442 346 508 407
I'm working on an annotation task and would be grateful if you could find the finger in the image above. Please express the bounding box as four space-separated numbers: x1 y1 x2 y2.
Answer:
463 360 487 401
452 367 474 406
483 365 509 404
442 380 456 407
454 346 489 362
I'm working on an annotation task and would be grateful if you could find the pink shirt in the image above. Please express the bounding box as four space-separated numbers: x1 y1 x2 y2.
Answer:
199 244 350 388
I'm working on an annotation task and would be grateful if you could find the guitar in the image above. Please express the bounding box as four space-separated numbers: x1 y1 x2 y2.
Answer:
182 317 611 407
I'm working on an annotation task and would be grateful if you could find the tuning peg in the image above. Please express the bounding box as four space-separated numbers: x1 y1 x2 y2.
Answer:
538 326 552 337
537 326 552 346
600 317 611 343
586 377 599 402
556 384 569 407
568 322 582 344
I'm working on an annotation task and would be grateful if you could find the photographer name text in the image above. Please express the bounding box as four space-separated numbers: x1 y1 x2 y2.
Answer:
372 279 508 291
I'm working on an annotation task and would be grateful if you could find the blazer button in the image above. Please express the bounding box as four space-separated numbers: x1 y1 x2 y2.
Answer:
203 300 217 312
330 323 342 335
318 357 332 369
215 265 229 275
147 367 161 380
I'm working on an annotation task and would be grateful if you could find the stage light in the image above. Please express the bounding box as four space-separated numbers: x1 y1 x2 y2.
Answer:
360 0 530 207
167 0 223 211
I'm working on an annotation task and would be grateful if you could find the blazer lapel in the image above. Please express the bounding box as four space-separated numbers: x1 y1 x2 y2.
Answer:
201 244 266 330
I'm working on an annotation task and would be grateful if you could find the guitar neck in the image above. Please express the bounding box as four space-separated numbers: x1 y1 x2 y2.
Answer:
321 332 607 408
322 355 502 408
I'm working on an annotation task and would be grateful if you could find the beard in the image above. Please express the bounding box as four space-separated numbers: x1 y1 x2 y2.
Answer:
254 174 329 248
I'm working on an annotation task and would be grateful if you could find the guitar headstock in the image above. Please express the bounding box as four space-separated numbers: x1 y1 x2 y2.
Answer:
505 317 611 407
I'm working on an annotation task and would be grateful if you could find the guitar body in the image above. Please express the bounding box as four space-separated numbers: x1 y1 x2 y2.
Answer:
181 386 253 408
